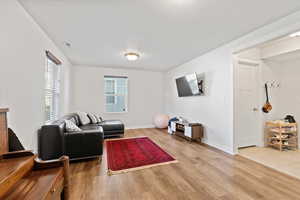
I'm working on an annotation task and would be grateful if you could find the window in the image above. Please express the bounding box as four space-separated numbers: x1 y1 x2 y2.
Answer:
105 79 117 104
104 76 128 113
45 51 61 121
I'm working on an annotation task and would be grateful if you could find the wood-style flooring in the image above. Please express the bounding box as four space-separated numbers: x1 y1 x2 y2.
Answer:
69 128 300 200
239 146 300 180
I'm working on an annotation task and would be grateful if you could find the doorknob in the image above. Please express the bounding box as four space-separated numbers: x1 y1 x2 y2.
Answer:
253 108 258 111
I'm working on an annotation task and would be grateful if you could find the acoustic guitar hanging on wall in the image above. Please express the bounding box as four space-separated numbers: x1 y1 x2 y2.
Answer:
262 83 272 113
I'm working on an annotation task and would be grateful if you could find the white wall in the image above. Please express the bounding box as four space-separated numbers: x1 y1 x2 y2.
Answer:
238 35 300 147
164 48 234 154
164 10 300 154
272 59 300 122
70 66 164 128
0 0 71 151
261 59 300 147
261 61 281 120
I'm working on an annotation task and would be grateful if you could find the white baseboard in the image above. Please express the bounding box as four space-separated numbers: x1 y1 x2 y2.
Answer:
126 125 155 130
202 139 235 155
124 127 235 155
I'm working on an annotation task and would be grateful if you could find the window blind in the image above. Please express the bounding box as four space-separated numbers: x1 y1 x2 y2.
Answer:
45 51 61 121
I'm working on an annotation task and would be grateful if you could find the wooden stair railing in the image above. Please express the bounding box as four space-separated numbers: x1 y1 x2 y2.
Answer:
0 150 70 200
34 155 70 199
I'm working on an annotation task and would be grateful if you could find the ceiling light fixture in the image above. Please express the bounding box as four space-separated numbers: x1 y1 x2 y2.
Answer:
289 31 300 37
124 52 140 61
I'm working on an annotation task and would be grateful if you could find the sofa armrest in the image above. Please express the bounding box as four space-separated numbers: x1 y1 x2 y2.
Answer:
98 120 124 137
38 125 64 160
64 130 104 159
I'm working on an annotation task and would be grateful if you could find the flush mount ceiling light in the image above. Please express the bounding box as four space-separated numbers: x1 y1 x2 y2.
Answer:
289 31 300 37
124 52 140 61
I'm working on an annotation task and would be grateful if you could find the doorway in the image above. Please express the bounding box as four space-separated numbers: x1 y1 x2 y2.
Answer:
233 31 300 179
234 58 261 148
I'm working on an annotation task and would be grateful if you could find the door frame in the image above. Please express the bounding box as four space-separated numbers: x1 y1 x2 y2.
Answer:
233 56 264 154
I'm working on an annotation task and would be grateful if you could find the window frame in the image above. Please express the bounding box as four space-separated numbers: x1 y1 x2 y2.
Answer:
44 51 61 122
104 76 128 113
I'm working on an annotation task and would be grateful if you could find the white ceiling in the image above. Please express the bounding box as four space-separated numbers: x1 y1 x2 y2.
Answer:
19 0 300 71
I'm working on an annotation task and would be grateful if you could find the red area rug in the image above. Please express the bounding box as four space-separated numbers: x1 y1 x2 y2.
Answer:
106 136 177 175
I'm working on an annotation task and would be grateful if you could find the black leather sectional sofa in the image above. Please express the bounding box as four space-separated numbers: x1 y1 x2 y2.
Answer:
38 113 124 160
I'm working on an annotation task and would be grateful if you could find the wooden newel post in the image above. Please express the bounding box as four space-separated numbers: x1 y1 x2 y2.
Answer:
34 155 71 199
62 156 70 200
0 108 9 155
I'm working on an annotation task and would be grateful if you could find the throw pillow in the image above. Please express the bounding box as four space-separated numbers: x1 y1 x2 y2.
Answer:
87 113 98 124
77 111 90 125
65 120 82 132
94 114 103 123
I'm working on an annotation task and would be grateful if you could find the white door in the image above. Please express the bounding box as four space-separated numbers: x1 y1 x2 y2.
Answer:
235 59 260 148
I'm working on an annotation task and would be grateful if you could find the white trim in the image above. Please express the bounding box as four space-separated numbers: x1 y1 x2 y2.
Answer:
237 58 260 66
202 138 235 155
126 125 155 130
104 111 128 114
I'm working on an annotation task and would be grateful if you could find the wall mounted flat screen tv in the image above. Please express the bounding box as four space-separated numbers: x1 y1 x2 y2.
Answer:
175 73 204 97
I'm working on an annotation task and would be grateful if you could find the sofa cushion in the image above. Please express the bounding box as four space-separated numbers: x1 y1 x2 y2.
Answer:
65 120 82 132
60 113 79 125
94 114 102 123
99 120 124 132
77 111 90 125
87 113 98 124
80 124 103 132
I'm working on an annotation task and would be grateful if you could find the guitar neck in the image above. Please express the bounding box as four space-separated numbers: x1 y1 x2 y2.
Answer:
265 84 270 102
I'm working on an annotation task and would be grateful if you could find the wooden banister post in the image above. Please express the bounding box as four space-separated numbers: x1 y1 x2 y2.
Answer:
62 156 70 200
0 108 9 155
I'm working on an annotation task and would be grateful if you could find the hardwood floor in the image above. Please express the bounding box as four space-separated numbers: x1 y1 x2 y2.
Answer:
69 128 300 200
239 146 300 180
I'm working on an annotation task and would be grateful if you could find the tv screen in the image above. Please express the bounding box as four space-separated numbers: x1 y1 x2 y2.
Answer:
175 73 203 97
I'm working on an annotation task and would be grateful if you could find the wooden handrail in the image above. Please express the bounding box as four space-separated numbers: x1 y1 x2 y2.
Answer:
0 150 34 159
